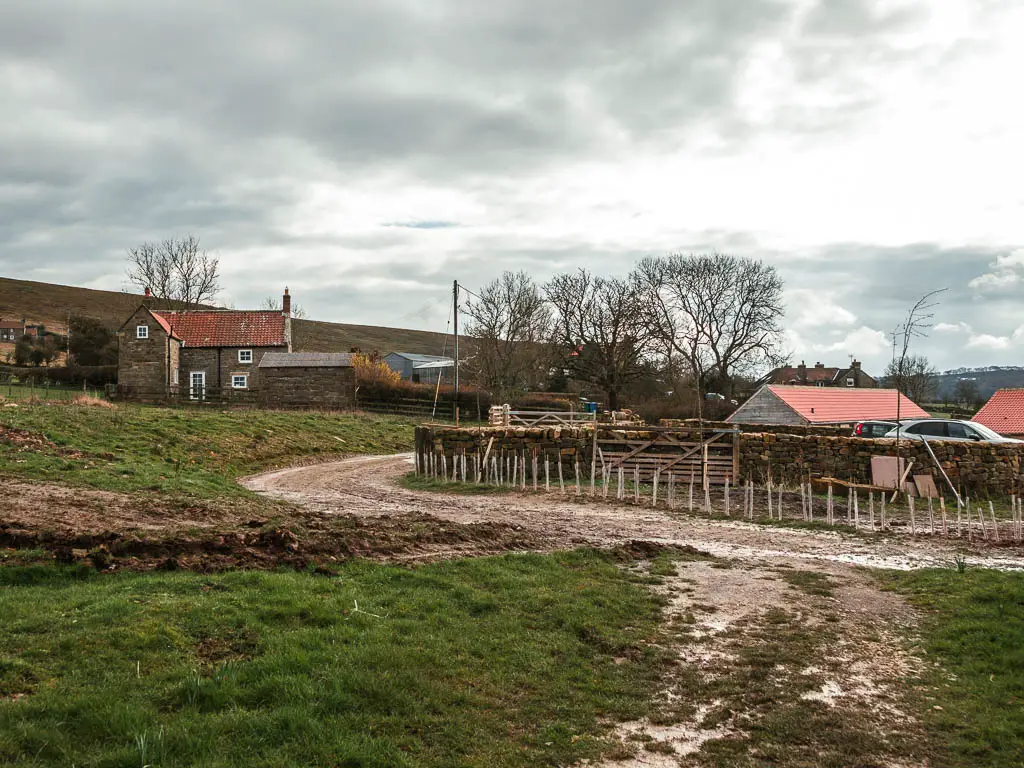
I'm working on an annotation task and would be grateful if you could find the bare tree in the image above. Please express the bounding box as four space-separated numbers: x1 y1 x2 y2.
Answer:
884 354 938 404
954 379 982 408
126 235 220 308
632 253 786 400
544 269 650 411
463 271 551 401
260 296 308 319
890 289 945 444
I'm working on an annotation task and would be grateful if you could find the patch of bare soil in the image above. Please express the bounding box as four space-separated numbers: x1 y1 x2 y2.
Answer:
0 425 91 458
0 477 549 572
591 558 929 767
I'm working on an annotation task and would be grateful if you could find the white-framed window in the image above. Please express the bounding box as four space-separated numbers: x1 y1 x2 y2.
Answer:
232 374 248 389
136 325 149 339
190 371 206 401
238 349 253 363
846 377 855 387
172 368 179 386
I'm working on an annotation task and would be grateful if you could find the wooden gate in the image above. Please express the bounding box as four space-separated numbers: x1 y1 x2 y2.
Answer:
596 427 740 487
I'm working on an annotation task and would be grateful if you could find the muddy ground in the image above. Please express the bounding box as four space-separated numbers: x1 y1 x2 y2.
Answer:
5 453 1024 573
246 454 1024 572
4 453 1013 764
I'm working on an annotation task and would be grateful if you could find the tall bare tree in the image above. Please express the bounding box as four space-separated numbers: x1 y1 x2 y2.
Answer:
889 289 945 448
544 269 649 411
463 271 551 401
632 253 786 399
884 354 937 404
126 235 220 308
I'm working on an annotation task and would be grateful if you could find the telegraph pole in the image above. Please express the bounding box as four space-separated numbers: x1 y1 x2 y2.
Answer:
453 279 460 425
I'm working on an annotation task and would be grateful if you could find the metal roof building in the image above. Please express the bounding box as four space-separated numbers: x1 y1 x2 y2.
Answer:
384 352 454 384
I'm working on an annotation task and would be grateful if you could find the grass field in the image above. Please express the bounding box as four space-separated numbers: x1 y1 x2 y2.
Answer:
0 551 666 768
0 402 414 502
0 382 97 401
880 568 1024 768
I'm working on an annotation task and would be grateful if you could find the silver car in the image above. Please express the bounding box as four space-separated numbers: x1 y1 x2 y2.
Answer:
883 419 1024 444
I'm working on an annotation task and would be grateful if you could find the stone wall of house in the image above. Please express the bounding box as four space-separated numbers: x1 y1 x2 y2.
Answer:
418 424 1024 498
117 307 171 397
178 346 282 392
258 366 356 409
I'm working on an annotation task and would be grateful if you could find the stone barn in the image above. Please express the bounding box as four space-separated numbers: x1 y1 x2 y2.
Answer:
257 352 355 409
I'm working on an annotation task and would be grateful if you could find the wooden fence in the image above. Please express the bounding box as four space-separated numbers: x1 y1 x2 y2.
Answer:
597 427 740 487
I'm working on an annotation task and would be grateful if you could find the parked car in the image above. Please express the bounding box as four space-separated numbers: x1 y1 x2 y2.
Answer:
705 392 725 401
882 419 1024 444
853 420 898 438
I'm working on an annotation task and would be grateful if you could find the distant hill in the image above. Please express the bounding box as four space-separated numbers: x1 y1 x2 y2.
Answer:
0 276 449 356
935 366 1024 401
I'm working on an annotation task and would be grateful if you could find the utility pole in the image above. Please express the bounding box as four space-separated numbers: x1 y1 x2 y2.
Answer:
453 279 460 425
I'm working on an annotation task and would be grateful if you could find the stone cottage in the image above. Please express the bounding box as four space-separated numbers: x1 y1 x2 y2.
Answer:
117 289 293 399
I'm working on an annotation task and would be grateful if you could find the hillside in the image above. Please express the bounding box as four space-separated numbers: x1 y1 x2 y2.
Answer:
935 366 1024 401
0 276 448 356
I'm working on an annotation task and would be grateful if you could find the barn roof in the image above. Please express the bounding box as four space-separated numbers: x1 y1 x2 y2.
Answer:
973 389 1024 436
259 352 352 368
387 352 451 363
730 385 930 425
152 310 287 348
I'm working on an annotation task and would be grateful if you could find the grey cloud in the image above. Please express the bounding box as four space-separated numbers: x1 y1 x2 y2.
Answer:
1 0 1018 376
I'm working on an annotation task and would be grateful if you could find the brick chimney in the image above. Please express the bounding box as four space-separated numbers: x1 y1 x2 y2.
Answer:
797 361 807 381
282 287 291 317
144 287 152 298
851 359 861 370
815 362 824 369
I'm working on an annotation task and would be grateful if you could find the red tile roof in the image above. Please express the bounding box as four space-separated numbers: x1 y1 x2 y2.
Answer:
148 312 178 339
152 310 287 348
766 385 929 424
973 389 1024 436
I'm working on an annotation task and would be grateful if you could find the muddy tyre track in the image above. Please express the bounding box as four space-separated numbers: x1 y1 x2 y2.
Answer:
244 454 1024 571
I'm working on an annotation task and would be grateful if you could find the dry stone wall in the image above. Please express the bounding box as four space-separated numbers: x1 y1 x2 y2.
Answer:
659 419 849 438
418 424 1024 498
738 432 1023 497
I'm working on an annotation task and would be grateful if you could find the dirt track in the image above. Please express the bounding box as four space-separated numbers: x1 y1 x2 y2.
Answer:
245 453 1024 571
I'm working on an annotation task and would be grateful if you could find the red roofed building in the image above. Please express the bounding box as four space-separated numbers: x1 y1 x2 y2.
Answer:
727 385 929 427
973 389 1024 437
117 289 293 399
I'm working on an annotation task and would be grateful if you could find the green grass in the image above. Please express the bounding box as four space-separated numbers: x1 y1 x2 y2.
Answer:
0 551 667 767
879 568 1024 768
0 383 89 401
0 402 414 501
397 472 508 495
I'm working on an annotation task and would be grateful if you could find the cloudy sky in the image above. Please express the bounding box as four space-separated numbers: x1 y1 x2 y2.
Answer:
2 0 1023 374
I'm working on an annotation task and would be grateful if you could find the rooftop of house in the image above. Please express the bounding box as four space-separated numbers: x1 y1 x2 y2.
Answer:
151 310 288 348
259 352 353 368
973 388 1024 436
762 360 869 386
0 320 23 330
761 385 928 424
387 352 453 363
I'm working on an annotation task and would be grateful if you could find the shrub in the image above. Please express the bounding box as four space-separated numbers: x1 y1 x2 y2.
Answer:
352 353 401 386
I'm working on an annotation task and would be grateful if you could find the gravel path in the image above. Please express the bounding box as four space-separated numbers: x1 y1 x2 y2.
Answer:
244 453 1024 571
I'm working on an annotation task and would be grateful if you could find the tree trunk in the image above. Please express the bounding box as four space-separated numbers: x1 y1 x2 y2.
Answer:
607 388 619 411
